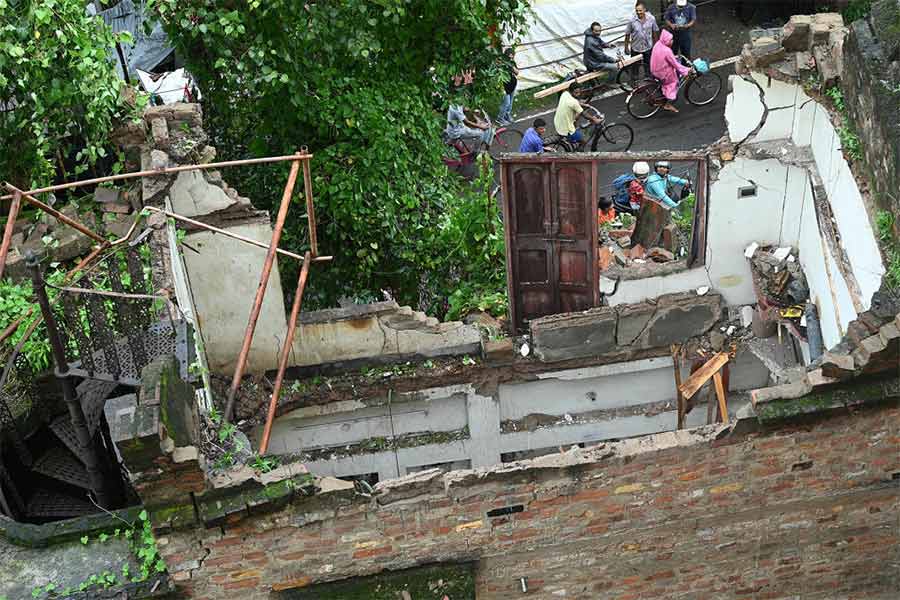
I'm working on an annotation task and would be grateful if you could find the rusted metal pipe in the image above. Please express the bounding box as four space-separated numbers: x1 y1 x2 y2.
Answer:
26 251 111 507
0 191 21 280
258 251 312 455
1 153 312 201
4 184 105 243
301 158 318 257
223 156 303 423
142 206 333 264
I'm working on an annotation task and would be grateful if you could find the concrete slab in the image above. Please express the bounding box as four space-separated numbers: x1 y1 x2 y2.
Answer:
531 308 618 362
169 170 237 217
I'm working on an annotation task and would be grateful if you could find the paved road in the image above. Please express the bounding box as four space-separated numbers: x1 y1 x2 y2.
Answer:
512 63 734 153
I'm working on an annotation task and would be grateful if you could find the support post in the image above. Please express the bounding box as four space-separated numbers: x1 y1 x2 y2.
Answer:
0 190 21 280
259 251 312 455
671 344 685 429
223 156 303 423
25 251 111 507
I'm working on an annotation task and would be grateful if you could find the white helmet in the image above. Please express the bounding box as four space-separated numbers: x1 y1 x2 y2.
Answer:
632 161 650 177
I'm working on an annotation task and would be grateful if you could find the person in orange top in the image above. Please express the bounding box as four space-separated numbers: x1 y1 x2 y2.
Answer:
598 195 617 226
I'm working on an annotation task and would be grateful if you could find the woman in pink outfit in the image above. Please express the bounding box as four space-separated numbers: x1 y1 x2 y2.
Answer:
650 29 691 113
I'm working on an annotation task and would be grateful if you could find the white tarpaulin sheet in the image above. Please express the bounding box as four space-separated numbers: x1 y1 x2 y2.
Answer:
514 0 645 89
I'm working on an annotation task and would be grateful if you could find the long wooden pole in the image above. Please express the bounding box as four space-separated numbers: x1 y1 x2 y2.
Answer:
258 251 312 455
223 156 303 423
1 154 312 201
0 191 21 280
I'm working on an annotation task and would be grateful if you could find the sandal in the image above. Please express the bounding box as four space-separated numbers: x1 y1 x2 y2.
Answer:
662 104 679 113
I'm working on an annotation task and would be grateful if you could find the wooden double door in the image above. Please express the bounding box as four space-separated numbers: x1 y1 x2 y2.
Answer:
501 159 599 332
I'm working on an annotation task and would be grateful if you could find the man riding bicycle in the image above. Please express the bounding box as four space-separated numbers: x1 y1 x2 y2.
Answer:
553 86 602 146
444 104 493 148
645 160 690 209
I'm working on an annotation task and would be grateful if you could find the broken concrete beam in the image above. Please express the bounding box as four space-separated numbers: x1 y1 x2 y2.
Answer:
819 351 855 379
813 12 844 29
781 14 812 51
531 307 617 362
632 199 668 249
647 247 674 263
169 170 239 218
633 292 723 349
749 37 786 68
615 302 655 347
813 44 840 87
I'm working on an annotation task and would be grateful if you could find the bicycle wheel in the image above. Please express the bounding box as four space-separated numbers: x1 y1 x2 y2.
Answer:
626 82 663 119
489 128 524 159
686 71 722 106
591 123 634 152
544 140 570 153
616 65 646 93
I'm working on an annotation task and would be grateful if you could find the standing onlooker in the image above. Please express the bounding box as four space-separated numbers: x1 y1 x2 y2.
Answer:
497 49 519 125
664 0 697 60
624 2 660 81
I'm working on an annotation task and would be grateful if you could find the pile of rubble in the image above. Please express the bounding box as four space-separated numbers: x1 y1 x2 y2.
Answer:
2 192 138 279
737 12 846 85
598 221 682 272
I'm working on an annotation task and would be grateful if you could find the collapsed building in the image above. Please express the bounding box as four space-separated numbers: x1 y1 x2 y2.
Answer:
0 9 898 600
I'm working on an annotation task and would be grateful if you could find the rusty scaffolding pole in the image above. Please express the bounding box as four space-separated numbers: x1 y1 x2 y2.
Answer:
223 153 306 423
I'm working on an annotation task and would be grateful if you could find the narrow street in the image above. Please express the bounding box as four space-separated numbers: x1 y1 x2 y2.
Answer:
513 62 734 151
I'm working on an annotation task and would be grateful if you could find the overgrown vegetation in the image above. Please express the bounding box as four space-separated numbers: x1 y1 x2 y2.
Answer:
0 0 144 189
150 0 529 319
842 0 873 22
28 510 165 598
825 86 863 161
876 210 900 289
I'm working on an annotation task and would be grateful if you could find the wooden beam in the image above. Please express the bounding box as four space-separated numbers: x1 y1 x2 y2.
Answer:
713 370 730 424
672 344 685 429
532 56 642 99
678 352 729 400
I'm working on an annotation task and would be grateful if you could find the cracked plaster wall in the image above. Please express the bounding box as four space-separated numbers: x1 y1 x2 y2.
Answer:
721 72 885 348
257 356 766 481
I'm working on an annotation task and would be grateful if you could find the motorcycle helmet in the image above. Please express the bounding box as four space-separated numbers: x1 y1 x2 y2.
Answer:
655 160 671 171
632 161 650 179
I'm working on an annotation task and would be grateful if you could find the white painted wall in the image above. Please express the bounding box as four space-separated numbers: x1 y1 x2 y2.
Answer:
265 355 768 481
720 73 884 349
182 222 288 375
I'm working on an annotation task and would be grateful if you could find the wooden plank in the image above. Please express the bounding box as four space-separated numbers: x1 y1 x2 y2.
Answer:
679 352 729 400
672 345 685 429
713 370 730 425
532 55 642 99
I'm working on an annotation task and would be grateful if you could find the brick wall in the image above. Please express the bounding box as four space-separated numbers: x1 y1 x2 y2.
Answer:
844 10 900 234
156 403 899 599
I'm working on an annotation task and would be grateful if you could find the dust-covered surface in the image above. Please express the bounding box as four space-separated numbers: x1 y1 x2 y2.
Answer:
0 535 139 600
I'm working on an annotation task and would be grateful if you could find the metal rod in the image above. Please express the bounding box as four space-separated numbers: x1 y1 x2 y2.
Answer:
1 153 312 201
25 251 110 507
114 42 131 85
142 206 332 264
0 243 108 347
4 184 106 243
301 158 318 257
258 251 312 455
223 156 303 423
0 191 21 280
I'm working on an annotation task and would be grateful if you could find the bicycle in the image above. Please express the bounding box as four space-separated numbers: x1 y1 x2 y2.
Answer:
441 110 523 177
625 56 722 120
543 106 634 153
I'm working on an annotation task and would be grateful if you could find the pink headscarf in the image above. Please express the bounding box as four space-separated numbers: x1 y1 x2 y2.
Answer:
650 30 691 100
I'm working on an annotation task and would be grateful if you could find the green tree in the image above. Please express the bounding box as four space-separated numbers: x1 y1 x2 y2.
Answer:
0 0 137 189
150 0 529 311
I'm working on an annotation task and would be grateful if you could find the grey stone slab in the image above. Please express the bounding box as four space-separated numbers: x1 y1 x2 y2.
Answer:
531 308 617 362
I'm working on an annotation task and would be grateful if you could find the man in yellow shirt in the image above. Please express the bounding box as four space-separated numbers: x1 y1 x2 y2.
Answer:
553 86 602 146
